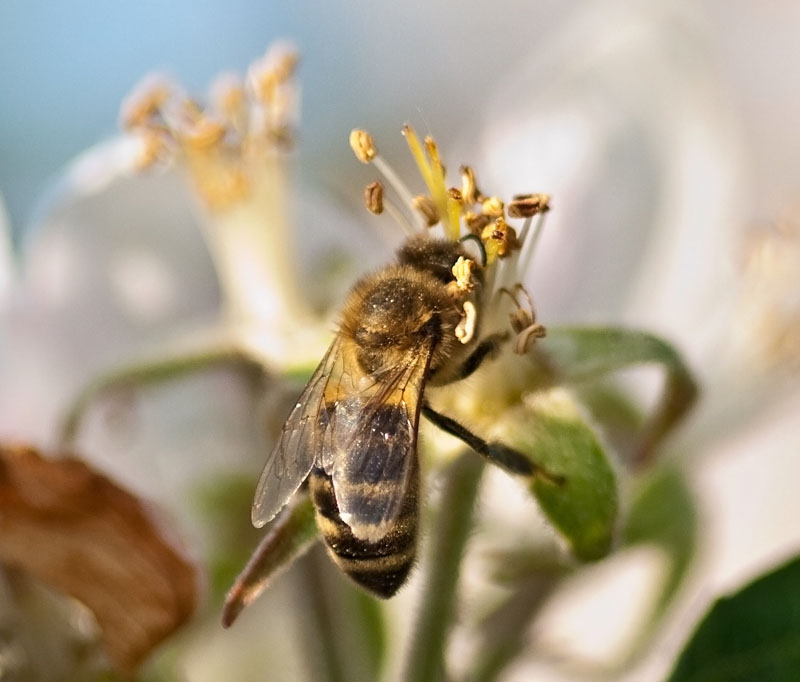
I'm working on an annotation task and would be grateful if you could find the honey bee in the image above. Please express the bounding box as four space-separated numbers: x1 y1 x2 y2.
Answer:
251 235 541 597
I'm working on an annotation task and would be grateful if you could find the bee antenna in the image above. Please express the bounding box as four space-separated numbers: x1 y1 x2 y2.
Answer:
459 233 487 267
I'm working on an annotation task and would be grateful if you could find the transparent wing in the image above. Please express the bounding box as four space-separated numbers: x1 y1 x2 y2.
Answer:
251 337 352 528
324 345 432 541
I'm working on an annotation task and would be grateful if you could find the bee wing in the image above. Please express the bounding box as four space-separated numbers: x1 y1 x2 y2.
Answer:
251 337 354 528
323 344 432 542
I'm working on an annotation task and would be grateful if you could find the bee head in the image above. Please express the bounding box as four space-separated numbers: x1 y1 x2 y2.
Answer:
396 236 484 286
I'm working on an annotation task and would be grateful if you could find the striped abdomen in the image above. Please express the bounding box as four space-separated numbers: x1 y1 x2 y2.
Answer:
308 464 418 598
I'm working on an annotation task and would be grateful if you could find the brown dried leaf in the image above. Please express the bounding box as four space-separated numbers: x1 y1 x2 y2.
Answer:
0 444 198 672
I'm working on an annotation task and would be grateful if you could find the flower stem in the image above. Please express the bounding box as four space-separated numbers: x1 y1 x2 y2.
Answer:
466 574 561 682
57 338 265 450
401 452 484 682
294 548 349 682
194 155 314 335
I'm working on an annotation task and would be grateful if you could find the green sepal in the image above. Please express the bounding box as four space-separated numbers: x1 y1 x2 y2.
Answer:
502 389 618 561
528 326 699 467
222 494 318 627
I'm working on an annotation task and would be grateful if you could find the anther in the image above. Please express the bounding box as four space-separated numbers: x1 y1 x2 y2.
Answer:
412 195 440 227
350 129 377 163
465 212 492 235
508 193 551 218
460 166 483 205
499 285 546 353
182 115 226 149
481 217 521 260
451 257 476 292
364 181 384 215
481 196 504 218
455 300 477 345
120 76 171 130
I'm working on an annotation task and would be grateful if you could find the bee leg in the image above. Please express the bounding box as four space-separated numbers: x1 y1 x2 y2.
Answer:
455 332 508 381
421 403 563 484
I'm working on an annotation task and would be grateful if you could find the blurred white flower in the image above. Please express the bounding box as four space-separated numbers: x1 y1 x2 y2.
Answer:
454 3 800 681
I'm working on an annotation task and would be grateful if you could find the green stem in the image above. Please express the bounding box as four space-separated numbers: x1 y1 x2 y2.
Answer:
467 575 561 682
58 340 265 449
294 548 349 682
401 452 485 682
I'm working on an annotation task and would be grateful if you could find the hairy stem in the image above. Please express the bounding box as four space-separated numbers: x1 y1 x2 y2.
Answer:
294 548 349 682
401 452 484 682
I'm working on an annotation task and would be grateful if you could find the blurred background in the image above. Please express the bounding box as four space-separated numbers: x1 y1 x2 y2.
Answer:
1 1 794 242
1 1 799 681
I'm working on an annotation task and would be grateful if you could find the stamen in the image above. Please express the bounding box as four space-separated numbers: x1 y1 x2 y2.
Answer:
499 285 547 354
134 130 172 170
348 129 420 230
382 199 417 237
481 217 520 263
364 181 384 214
460 166 482 205
517 210 548 274
514 324 547 354
182 114 226 149
508 193 550 218
371 156 420 226
211 73 247 134
465 212 492 235
248 45 299 104
412 195 440 227
349 129 377 163
403 125 459 238
451 257 476 292
481 196 504 218
455 300 477 345
120 75 171 130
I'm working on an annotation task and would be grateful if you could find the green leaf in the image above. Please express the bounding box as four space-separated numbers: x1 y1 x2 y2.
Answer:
667 554 800 682
504 389 618 561
529 326 699 468
221 494 318 627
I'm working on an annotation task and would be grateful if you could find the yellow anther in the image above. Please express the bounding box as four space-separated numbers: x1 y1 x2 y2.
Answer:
460 166 482 205
120 76 171 130
451 257 476 292
481 196 504 218
350 129 377 163
455 301 477 345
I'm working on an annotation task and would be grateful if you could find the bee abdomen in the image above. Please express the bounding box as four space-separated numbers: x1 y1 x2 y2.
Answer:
309 468 418 598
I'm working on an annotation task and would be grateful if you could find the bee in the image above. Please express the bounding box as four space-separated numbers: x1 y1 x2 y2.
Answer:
251 235 542 597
